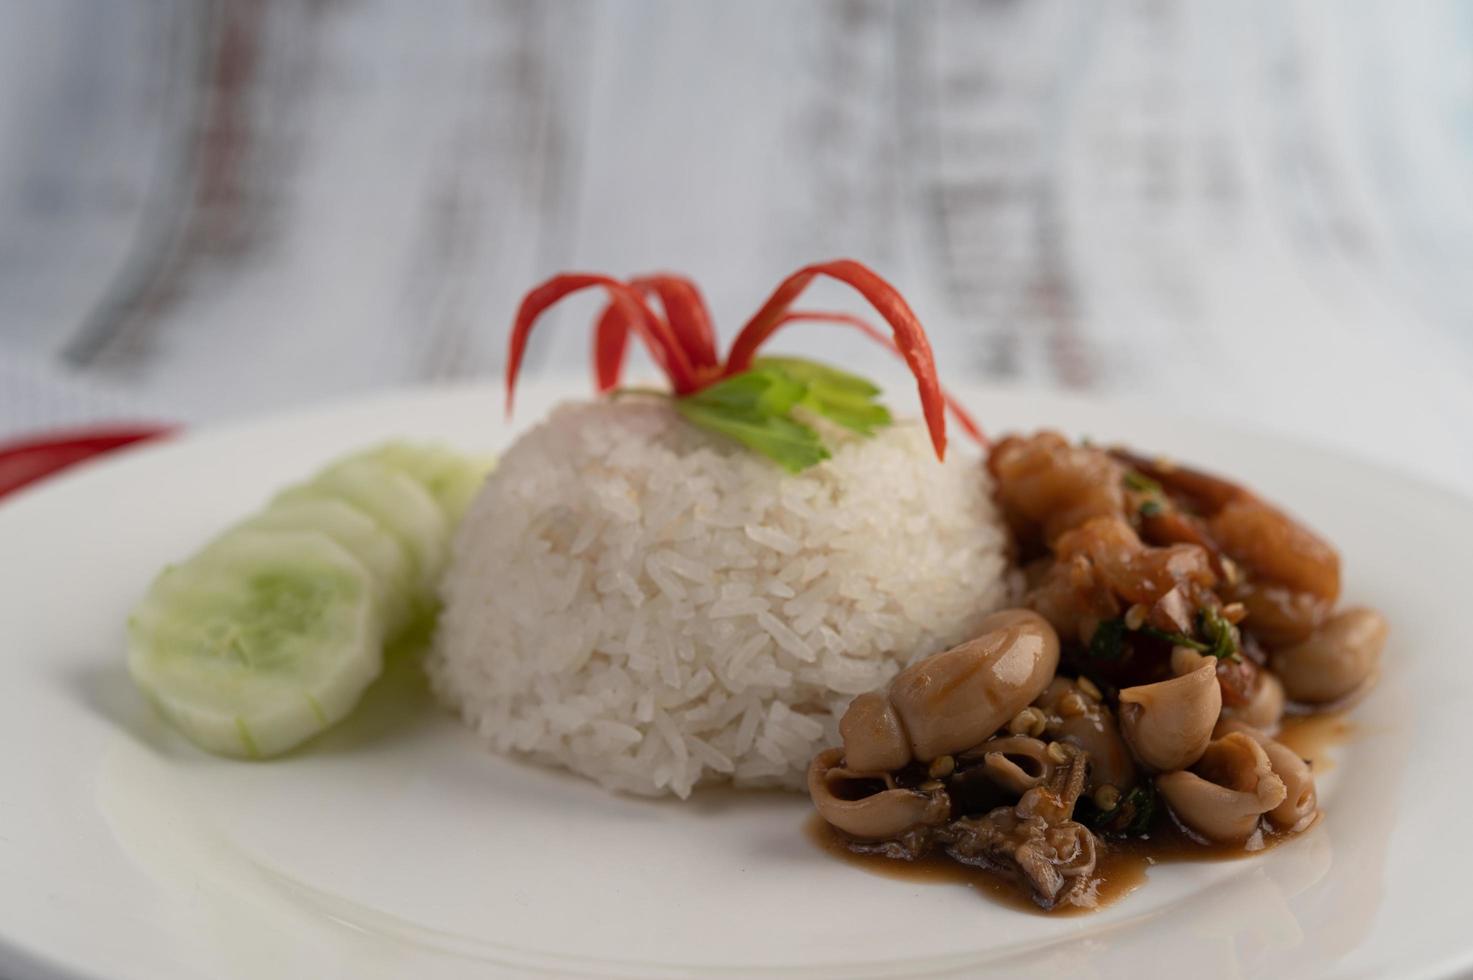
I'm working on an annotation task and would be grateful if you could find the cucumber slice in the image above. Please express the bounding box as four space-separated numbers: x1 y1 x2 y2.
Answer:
127 529 382 758
240 498 415 639
359 442 494 524
277 457 449 598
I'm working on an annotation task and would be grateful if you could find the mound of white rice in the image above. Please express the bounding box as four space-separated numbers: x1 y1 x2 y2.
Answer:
428 397 1013 798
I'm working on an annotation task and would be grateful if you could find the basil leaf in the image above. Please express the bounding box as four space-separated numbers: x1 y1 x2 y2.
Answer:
1198 607 1241 661
1140 610 1240 662
1083 783 1157 838
1089 619 1127 660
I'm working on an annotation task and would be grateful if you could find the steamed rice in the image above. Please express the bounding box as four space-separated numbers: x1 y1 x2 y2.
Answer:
428 397 1014 797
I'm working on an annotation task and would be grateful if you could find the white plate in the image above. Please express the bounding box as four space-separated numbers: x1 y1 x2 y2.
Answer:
1 381 1468 980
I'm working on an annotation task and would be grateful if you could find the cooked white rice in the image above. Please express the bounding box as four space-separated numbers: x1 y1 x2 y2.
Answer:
428 397 1014 798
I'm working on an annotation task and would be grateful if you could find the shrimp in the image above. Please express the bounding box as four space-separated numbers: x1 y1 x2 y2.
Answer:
1112 451 1341 646
1111 451 1341 601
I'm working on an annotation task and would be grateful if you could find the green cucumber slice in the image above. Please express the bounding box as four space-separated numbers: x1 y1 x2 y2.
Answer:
277 457 449 598
360 442 494 525
241 497 415 638
127 529 382 758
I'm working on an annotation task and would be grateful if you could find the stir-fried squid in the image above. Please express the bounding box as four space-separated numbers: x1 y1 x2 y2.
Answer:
808 431 1388 911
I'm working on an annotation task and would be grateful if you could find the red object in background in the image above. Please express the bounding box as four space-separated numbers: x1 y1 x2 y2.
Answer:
0 425 173 500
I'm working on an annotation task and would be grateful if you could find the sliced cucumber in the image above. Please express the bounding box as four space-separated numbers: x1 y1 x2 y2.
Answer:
241 498 415 638
127 529 382 759
359 443 494 525
277 457 449 598
127 439 490 758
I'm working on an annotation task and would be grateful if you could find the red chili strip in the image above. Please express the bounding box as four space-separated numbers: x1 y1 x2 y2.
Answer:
506 274 698 414
0 424 173 500
592 302 632 392
630 275 720 377
724 260 950 459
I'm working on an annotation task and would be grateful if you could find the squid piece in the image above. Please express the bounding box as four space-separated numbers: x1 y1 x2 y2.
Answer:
945 746 1099 909
838 692 911 773
1219 669 1286 734
1118 661 1222 772
965 735 1055 795
806 748 951 841
1157 732 1287 843
1270 607 1388 704
835 609 1061 768
1032 678 1138 792
1214 720 1318 833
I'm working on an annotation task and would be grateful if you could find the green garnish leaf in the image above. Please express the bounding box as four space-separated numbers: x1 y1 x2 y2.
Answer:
756 356 892 436
1140 626 1207 651
1088 619 1127 660
1117 784 1158 837
1139 607 1240 661
674 364 835 473
1139 499 1164 518
683 367 806 417
1123 470 1163 494
754 356 881 397
1081 783 1157 838
676 358 892 471
1198 606 1240 661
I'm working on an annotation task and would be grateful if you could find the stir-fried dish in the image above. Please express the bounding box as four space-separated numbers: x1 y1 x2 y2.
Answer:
808 432 1387 911
122 256 1385 916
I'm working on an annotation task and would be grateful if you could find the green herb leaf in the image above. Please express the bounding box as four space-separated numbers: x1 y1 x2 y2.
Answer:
1088 619 1127 660
754 356 881 397
675 397 830 474
1081 783 1157 838
1140 626 1206 651
1198 606 1240 661
676 358 892 471
1123 470 1163 495
1139 499 1164 518
1139 608 1240 661
686 368 806 416
756 357 892 435
1120 784 1158 836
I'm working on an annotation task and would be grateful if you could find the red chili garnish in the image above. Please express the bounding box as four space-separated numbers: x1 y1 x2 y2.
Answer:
630 275 721 376
508 275 698 410
507 260 985 459
768 310 988 449
592 302 632 393
0 424 173 500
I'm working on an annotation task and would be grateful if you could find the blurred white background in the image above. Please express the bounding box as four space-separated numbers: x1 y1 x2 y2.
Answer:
2 0 1471 492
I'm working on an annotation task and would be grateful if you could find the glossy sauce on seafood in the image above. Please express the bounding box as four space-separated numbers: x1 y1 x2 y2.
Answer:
804 431 1385 912
807 711 1350 915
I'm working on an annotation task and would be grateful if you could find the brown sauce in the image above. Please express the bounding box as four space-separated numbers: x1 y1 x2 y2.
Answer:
806 709 1352 914
1277 710 1354 773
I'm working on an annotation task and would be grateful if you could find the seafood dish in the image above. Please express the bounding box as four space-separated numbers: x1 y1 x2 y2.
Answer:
124 260 1385 912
